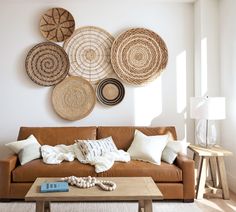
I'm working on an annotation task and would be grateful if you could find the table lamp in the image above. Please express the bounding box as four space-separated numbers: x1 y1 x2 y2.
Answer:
190 96 225 148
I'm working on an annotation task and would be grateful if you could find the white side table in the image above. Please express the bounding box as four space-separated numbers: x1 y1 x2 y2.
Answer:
188 144 233 199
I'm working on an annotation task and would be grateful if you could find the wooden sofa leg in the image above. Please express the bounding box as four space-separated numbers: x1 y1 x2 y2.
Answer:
183 199 194 203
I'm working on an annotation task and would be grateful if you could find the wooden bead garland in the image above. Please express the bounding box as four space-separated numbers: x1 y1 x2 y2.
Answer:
60 176 116 191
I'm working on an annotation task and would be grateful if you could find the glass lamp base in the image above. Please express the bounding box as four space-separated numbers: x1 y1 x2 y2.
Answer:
196 119 217 148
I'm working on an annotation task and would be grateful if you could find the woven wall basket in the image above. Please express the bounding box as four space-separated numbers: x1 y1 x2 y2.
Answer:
63 26 114 84
111 28 168 86
96 78 125 106
52 76 96 121
40 8 75 42
25 42 69 86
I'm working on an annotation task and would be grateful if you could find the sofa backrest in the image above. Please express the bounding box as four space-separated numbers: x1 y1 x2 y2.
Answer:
97 126 177 151
17 127 97 145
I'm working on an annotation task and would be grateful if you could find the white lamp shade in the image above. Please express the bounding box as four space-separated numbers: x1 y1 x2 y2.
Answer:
190 97 226 120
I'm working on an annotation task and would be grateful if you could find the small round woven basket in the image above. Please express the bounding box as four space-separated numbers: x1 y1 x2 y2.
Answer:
63 26 115 84
40 7 75 42
111 28 168 86
52 76 96 121
25 42 69 86
96 78 125 106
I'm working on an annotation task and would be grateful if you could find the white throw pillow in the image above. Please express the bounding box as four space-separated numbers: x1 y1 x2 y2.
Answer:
165 140 190 155
127 130 168 165
18 143 41 165
161 140 190 164
75 136 118 161
5 135 40 154
161 146 178 164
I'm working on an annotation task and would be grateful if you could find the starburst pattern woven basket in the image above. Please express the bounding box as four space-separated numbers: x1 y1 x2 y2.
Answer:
40 8 75 42
111 28 168 86
63 26 114 84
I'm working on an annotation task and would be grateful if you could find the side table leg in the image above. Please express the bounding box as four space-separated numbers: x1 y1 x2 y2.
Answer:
144 200 152 212
209 157 219 187
138 200 144 212
217 156 230 199
36 201 45 212
196 156 209 199
193 153 200 187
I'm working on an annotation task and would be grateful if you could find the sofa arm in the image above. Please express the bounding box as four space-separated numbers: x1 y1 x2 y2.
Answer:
0 154 18 198
175 155 195 201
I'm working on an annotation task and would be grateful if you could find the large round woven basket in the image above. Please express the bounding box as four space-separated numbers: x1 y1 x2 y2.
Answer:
96 78 125 106
52 76 96 121
63 26 114 84
25 42 69 86
40 8 75 42
111 28 168 86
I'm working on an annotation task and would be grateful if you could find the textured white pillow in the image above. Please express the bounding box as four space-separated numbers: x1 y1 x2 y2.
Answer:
161 146 178 164
127 130 168 165
5 135 40 154
18 143 41 165
75 136 118 161
161 140 189 164
165 140 190 155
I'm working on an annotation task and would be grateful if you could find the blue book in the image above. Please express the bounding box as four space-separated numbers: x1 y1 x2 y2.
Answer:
40 182 69 193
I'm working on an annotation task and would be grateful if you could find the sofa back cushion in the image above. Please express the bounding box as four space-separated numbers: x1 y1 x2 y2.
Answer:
17 127 97 146
97 126 177 151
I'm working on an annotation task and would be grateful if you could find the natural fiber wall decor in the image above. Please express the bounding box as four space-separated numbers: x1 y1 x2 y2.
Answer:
52 76 96 121
96 78 125 106
40 8 75 42
111 28 168 86
25 42 69 86
63 26 114 84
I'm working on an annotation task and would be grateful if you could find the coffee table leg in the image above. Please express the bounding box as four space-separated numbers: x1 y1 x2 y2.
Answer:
45 201 51 212
36 201 45 212
138 200 144 212
144 200 152 212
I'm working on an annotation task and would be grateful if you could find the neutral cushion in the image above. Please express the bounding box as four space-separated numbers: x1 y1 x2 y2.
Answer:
12 159 98 182
5 135 40 154
18 143 41 165
127 130 168 165
76 137 117 161
164 140 190 155
161 146 178 164
98 160 182 182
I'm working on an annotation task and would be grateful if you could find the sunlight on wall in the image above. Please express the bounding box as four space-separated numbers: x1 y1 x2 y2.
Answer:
176 50 187 141
134 77 162 125
176 51 187 114
201 37 208 96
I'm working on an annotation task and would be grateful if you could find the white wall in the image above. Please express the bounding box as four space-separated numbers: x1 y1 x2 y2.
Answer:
219 0 236 193
0 0 194 153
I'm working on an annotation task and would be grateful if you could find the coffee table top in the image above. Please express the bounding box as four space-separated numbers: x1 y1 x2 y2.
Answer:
25 177 163 201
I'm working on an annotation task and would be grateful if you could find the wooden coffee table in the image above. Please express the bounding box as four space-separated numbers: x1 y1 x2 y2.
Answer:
25 177 163 212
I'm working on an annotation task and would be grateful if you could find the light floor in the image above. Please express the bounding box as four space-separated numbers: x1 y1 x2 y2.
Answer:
195 191 236 212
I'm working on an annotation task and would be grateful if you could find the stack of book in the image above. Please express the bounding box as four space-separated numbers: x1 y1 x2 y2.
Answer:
40 182 69 193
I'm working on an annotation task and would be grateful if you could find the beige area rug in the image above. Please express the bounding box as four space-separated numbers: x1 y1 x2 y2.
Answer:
0 202 201 212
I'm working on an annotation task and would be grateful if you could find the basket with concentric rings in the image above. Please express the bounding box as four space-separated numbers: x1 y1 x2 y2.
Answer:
111 28 168 86
63 26 115 84
96 78 125 106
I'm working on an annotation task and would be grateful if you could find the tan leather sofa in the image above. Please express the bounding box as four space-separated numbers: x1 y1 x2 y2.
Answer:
0 126 195 202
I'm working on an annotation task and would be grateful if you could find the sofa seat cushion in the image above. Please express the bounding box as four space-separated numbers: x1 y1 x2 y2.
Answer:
97 160 182 182
12 159 98 182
